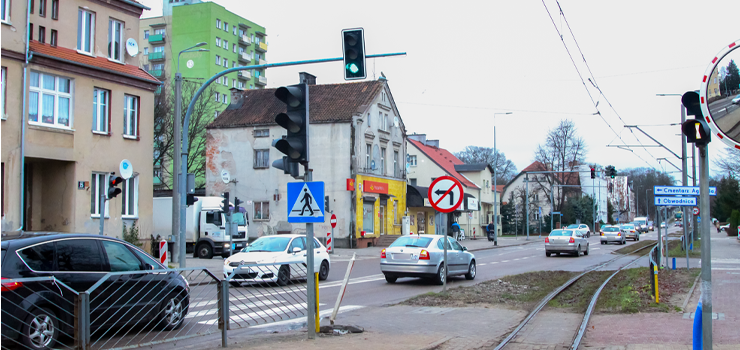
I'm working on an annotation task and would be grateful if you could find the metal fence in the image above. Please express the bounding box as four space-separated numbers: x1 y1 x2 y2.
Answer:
1 266 310 350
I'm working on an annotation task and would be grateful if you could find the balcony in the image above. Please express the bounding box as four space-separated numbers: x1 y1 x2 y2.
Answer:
238 52 250 63
239 35 251 45
149 69 164 78
238 71 251 80
256 42 267 52
148 34 166 44
148 51 165 61
258 58 267 66
256 75 267 86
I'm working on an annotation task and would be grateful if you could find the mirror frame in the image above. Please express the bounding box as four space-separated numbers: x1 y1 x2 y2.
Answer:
699 38 740 150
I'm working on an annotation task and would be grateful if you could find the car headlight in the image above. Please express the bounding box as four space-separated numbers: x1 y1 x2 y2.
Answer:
224 259 231 266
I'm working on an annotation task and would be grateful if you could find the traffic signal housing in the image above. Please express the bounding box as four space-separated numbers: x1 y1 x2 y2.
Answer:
609 166 617 178
342 28 366 80
590 167 596 179
272 83 308 179
221 192 230 214
234 197 243 213
108 175 124 199
682 118 712 146
186 194 198 206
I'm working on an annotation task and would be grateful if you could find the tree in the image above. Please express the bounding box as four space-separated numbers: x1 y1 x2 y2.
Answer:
455 146 518 184
501 200 515 234
621 168 675 218
532 119 588 213
562 195 594 229
153 79 220 189
720 59 740 97
730 210 740 237
714 146 740 179
607 200 616 225
711 176 740 224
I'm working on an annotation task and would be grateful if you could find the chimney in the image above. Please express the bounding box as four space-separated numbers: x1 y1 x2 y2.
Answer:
229 87 243 105
299 72 317 85
408 133 427 144
426 140 440 148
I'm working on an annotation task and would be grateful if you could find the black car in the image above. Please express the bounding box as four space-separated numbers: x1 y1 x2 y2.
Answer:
1 233 190 349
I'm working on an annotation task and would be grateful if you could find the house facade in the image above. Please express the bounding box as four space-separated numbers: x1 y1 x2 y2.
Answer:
577 164 609 224
204 74 406 248
1 0 159 235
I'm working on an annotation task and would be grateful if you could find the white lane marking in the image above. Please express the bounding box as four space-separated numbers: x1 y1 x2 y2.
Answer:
250 305 365 329
478 263 487 266
197 302 326 325
501 260 510 263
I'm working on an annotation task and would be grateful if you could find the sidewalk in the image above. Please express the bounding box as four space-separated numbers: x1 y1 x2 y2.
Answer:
332 235 540 259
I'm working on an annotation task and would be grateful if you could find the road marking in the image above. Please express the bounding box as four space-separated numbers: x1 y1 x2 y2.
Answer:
478 263 487 266
249 305 365 329
502 260 510 263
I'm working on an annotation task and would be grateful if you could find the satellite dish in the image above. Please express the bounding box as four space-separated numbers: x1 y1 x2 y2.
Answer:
126 38 139 57
120 159 134 180
221 169 230 184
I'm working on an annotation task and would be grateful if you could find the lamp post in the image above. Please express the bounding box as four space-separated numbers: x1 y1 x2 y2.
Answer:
492 112 512 246
175 42 208 268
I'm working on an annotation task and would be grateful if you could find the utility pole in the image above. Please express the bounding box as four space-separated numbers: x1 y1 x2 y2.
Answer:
492 112 511 245
173 71 182 266
680 105 690 268
305 168 316 340
692 144 697 242
699 143 712 349
525 174 529 240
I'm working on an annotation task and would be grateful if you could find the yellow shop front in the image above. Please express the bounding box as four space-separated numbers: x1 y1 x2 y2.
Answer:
354 175 406 247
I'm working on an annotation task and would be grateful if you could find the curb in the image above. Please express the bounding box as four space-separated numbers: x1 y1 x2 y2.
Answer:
417 336 454 350
469 240 539 252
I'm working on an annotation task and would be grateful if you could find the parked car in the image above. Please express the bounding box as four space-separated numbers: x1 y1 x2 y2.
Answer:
661 222 667 228
600 226 626 245
648 221 655 231
223 234 331 287
620 224 640 241
545 229 589 257
565 224 591 238
732 94 740 105
1 233 189 350
380 235 475 284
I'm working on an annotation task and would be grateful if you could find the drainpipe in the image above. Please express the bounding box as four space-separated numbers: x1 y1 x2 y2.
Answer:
17 0 33 231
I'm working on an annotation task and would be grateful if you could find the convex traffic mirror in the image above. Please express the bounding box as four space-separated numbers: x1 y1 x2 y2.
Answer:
700 39 740 149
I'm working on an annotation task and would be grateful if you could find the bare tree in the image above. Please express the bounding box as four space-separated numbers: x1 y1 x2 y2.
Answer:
532 119 588 212
455 146 518 184
153 81 174 189
714 146 740 179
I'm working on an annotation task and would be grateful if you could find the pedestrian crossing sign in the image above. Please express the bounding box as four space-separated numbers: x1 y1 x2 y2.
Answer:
287 181 325 223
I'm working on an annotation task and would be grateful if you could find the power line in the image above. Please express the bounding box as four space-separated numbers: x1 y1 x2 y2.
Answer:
395 101 594 116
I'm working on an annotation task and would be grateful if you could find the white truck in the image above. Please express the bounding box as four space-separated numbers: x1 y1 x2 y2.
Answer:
153 196 249 259
633 216 649 233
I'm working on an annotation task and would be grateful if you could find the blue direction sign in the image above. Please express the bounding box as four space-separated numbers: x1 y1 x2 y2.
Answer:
287 182 325 223
653 186 716 196
654 196 697 206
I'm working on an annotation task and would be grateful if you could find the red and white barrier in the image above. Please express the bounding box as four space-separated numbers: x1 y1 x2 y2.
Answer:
160 239 168 265
326 232 333 252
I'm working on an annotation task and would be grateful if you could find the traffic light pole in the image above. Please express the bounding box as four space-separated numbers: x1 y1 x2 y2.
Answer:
680 105 690 269
305 168 316 340
99 193 106 236
698 143 712 349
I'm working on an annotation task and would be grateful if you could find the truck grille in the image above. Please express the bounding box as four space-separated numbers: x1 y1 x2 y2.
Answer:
232 231 246 239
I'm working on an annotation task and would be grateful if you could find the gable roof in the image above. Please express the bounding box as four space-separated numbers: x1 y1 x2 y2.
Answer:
208 80 385 129
494 185 505 193
408 139 479 189
504 161 581 194
454 163 493 173
29 41 160 84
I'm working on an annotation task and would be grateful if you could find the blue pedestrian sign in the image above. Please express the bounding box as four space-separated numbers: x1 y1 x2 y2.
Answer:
287 182 325 223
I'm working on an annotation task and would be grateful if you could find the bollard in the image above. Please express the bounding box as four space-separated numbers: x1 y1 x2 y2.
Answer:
315 272 320 333
672 258 676 270
654 264 659 303
693 300 702 350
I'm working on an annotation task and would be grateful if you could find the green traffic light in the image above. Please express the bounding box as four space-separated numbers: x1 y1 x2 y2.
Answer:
347 63 359 74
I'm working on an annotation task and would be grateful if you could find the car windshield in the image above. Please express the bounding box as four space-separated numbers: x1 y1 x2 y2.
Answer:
240 236 291 253
604 227 620 232
550 230 573 236
622 225 635 229
390 236 433 248
566 224 579 229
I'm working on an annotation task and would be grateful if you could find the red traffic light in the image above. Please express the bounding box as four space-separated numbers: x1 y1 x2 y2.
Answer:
590 167 596 179
107 176 124 199
109 176 124 187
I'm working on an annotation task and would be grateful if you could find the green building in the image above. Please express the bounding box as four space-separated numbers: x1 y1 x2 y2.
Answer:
139 0 267 188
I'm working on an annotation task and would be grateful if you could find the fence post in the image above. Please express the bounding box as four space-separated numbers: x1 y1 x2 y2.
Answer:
76 292 90 350
218 280 229 347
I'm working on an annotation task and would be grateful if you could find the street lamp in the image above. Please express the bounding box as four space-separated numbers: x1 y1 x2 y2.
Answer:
492 112 512 246
175 42 209 268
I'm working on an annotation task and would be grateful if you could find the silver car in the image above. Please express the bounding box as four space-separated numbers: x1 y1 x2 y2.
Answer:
566 224 591 238
620 224 639 241
380 235 475 284
600 225 625 245
545 229 589 257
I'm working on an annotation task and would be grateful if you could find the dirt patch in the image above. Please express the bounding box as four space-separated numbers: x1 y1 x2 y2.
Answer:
595 267 700 314
402 271 577 311
613 240 656 255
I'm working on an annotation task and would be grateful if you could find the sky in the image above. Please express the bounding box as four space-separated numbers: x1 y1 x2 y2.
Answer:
139 0 739 182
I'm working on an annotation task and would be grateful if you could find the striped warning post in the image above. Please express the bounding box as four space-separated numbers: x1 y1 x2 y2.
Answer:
326 232 332 252
160 240 168 265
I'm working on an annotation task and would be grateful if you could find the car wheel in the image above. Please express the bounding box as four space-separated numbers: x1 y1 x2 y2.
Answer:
546 251 551 257
435 264 446 285
576 245 581 257
197 243 213 259
229 281 241 288
318 260 330 281
22 308 59 350
465 261 476 280
584 244 589 256
636 235 640 241
277 265 290 286
160 295 185 330
384 274 397 283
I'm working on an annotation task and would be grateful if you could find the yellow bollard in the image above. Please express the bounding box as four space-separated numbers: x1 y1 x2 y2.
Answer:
654 265 659 303
315 272 320 333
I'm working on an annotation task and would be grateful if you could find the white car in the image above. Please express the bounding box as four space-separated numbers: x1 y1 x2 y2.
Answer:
224 234 331 286
732 95 740 105
565 224 591 238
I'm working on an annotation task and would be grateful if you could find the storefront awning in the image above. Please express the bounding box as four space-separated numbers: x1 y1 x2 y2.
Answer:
407 184 428 208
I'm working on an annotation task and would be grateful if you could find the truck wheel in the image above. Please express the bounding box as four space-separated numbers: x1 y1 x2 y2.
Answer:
197 243 213 259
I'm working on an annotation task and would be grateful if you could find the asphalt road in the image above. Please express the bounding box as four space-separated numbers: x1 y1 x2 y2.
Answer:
708 96 740 140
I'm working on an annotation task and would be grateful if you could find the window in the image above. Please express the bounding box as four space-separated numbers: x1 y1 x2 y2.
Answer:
253 149 269 168
221 94 227 104
239 47 244 55
143 47 149 55
215 37 221 47
254 129 269 137
232 61 236 68
224 77 229 86
29 23 33 41
1 67 6 118
215 55 220 65
108 19 124 62
362 201 374 232
77 9 95 54
233 27 236 35
28 71 72 127
214 92 220 102
102 241 141 271
51 0 58 20
378 111 383 130
216 19 221 29
121 176 138 217
154 28 165 35
91 173 109 217
143 30 149 39
92 88 109 133
366 144 372 169
222 59 227 68
380 147 385 174
224 22 228 32
50 29 57 46
410 178 417 186
39 0 46 17
123 95 138 138
408 155 417 167
30 0 34 14
232 80 237 88
394 150 399 176
233 43 236 53
18 243 55 271
1 0 10 22
57 240 104 271
223 40 228 49
254 201 270 220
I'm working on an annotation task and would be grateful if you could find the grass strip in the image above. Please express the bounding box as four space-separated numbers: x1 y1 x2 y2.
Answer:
613 240 656 255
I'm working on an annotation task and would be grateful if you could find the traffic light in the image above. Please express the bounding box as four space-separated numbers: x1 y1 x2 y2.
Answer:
609 166 617 178
221 192 230 214
234 196 243 213
590 167 596 179
681 90 711 146
342 28 366 80
107 175 124 199
324 196 330 213
186 194 198 206
272 83 308 179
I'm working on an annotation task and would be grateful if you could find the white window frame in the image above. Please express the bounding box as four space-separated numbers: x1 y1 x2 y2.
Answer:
233 44 236 53
91 172 110 218
215 55 220 65
1 0 11 23
121 176 138 218
216 19 221 29
143 30 149 39
233 27 237 36
254 201 270 221
408 155 417 167
223 40 228 49
28 71 73 128
215 37 221 47
108 18 124 62
92 88 109 134
123 95 138 138
380 147 386 174
1 67 6 120
366 144 372 169
77 9 95 55
215 92 220 102
254 149 269 168
394 150 399 177
224 22 228 32
143 47 149 55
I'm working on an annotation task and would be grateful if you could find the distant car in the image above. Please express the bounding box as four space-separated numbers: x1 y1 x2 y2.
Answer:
648 221 655 231
661 222 667 228
620 224 640 241
546 229 589 257
600 226 626 245
675 222 683 227
566 224 591 238
380 235 475 284
732 94 740 104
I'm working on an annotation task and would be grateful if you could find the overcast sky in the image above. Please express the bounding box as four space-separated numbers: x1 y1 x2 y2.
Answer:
140 0 739 182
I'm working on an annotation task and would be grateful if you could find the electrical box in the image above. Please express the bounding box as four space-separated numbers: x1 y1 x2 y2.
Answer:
402 216 411 235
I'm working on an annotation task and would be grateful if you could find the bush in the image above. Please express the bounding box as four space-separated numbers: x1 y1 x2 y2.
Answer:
729 210 740 237
122 221 142 247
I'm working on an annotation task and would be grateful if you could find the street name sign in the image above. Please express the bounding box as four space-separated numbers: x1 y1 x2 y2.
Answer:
287 182 325 223
428 176 463 213
653 186 716 196
654 196 697 206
